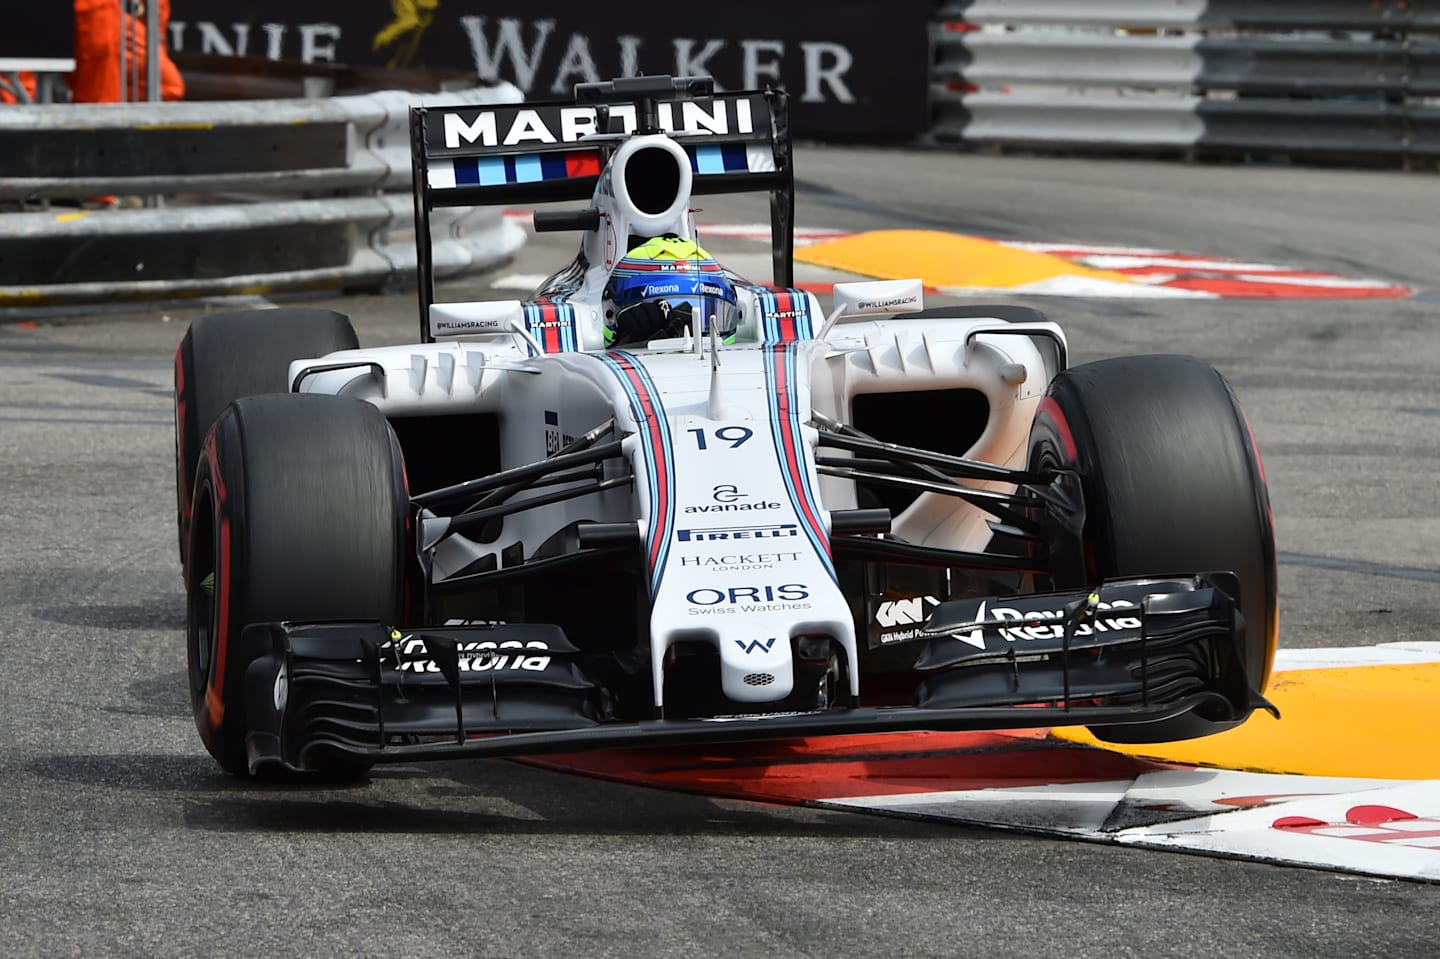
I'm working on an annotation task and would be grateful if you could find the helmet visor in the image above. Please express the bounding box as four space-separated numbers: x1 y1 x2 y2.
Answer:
614 293 739 344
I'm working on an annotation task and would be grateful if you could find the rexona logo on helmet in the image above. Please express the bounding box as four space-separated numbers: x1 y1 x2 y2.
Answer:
605 236 740 347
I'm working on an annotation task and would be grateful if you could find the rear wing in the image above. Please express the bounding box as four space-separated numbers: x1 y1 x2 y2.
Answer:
409 76 796 326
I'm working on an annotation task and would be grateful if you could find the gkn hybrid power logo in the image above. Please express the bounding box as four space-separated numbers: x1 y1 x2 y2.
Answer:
874 595 941 645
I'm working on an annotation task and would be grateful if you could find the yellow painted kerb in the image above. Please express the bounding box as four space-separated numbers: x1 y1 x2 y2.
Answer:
1054 663 1440 780
795 229 1136 290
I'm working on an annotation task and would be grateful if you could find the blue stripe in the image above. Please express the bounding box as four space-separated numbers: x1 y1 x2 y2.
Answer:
692 144 725 175
452 157 480 187
513 154 544 184
540 153 569 180
477 156 508 186
721 144 749 172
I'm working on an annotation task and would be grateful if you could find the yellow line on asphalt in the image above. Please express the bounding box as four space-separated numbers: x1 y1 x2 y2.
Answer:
1054 663 1440 779
795 229 1135 290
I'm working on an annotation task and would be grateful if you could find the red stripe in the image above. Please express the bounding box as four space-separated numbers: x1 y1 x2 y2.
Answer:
565 151 602 177
1108 266 1347 279
1160 277 1411 299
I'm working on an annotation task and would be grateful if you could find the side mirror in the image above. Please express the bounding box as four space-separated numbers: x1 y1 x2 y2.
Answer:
429 300 526 339
831 279 925 318
818 280 925 339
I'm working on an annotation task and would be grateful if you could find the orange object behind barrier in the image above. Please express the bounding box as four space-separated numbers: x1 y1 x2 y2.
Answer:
0 72 38 104
70 0 185 103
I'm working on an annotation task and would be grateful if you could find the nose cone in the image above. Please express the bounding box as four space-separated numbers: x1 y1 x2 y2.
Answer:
718 635 794 703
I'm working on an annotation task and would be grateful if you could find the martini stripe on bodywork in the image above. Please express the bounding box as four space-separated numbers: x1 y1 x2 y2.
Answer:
523 302 581 354
759 289 815 345
763 344 836 583
595 352 676 594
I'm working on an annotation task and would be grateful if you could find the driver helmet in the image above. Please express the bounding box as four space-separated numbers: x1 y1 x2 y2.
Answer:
605 236 739 347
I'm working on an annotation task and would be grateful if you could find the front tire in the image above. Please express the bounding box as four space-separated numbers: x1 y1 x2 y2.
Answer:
1028 354 1278 743
186 393 408 776
174 308 358 570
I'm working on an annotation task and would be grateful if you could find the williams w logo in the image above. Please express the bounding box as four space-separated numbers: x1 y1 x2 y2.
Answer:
734 637 778 655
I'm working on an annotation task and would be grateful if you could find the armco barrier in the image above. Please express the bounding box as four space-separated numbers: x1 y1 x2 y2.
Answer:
938 0 1440 31
0 84 527 306
931 1 1440 162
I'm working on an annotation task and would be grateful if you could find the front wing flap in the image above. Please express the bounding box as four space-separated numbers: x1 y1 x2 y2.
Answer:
239 575 1272 774
914 575 1265 714
241 621 603 774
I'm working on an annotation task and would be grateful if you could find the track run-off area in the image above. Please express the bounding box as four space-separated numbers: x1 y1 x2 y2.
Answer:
2 149 1438 957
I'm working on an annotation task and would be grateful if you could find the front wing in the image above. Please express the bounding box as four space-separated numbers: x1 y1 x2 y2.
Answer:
240 575 1273 775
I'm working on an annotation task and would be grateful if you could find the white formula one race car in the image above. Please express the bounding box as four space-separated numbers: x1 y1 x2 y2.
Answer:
173 76 1278 777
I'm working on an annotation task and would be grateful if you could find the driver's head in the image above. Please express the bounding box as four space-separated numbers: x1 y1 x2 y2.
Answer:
604 237 738 348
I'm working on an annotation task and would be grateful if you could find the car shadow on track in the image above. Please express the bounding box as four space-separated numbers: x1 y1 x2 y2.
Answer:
23 751 1000 840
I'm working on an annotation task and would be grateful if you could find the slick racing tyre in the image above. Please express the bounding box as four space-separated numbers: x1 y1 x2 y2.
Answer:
1027 354 1278 744
186 394 407 777
174 308 358 571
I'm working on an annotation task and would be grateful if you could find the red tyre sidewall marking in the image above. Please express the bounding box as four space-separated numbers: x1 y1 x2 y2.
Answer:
202 430 232 736
1036 396 1078 461
1035 395 1101 581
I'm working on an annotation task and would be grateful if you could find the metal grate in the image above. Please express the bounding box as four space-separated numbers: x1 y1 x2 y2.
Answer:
743 672 776 686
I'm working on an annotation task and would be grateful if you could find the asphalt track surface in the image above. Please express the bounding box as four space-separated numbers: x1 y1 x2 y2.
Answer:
3 149 1438 957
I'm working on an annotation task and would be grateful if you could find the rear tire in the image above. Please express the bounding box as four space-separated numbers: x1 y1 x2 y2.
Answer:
1027 354 1277 744
174 309 358 569
186 394 407 776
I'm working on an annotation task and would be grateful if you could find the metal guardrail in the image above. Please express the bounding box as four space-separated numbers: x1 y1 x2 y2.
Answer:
0 85 527 306
939 1 1440 31
931 2 1440 162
